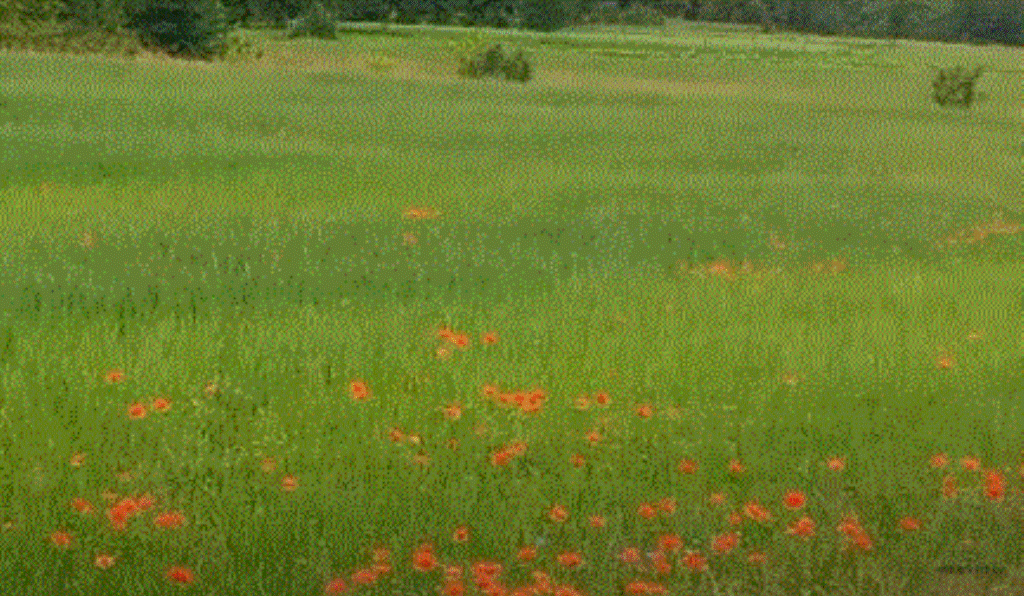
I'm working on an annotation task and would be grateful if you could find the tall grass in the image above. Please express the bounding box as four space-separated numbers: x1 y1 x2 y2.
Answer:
1 19 1023 596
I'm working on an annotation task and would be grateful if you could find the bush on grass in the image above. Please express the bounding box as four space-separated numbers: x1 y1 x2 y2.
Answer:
932 64 984 108
123 0 229 60
458 43 532 83
286 1 336 40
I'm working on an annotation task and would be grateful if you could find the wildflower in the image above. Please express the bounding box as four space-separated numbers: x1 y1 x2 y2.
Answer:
548 505 569 523
152 397 171 412
899 517 922 532
94 553 115 569
930 453 949 469
936 354 955 369
786 516 815 539
324 577 347 594
636 404 653 418
707 492 726 506
127 403 146 419
588 515 605 528
728 460 745 474
683 551 707 572
350 380 369 401
443 404 463 420
570 453 585 468
657 533 683 552
104 369 125 384
517 546 537 562
351 568 378 585
453 525 469 543
593 392 610 406
961 456 980 471
49 530 73 548
586 430 602 445
636 503 657 520
747 550 767 566
556 551 582 568
282 475 298 492
941 475 957 499
482 332 498 345
619 547 642 565
442 580 465 596
985 470 1005 501
387 428 404 443
657 498 676 515
69 453 85 467
71 498 94 515
260 457 277 473
711 532 739 555
677 458 698 474
827 457 846 471
166 566 194 585
154 511 185 530
491 450 513 467
412 544 438 572
783 490 806 510
743 500 771 522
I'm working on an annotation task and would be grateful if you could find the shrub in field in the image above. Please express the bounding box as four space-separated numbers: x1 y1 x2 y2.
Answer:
286 1 336 40
217 28 262 61
458 43 532 83
932 64 984 108
123 0 229 59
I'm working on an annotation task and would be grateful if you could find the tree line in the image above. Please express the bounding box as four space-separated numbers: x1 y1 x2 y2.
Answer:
2 0 1021 47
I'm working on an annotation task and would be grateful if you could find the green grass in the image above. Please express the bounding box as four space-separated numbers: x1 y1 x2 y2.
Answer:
1 18 1023 596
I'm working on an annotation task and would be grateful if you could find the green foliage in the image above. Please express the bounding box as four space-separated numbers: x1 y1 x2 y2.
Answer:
517 0 581 32
932 64 984 109
286 0 335 39
217 26 262 60
123 0 229 59
457 42 531 82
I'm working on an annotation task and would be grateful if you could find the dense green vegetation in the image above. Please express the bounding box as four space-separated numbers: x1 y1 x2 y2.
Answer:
1 12 1023 596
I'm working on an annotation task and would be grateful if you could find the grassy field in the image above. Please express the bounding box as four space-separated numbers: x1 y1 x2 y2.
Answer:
1 17 1024 596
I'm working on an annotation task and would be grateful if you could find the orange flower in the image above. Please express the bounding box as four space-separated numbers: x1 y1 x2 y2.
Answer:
985 469 1005 501
826 457 846 472
707 492 726 506
69 452 85 467
658 498 676 515
94 553 116 569
786 516 815 539
403 206 439 220
574 396 590 410
585 430 602 445
783 490 806 510
711 532 739 555
324 577 347 594
637 503 657 519
930 453 949 469
742 501 771 522
260 457 277 473
570 453 585 468
482 332 498 345
961 456 980 471
412 544 438 572
941 475 957 499
625 582 647 596
490 450 512 467
350 380 369 401
556 551 583 568
728 460 745 474
481 384 500 399
154 511 185 530
71 498 94 514
152 397 171 412
49 530 73 548
443 404 463 420
548 505 569 523
619 547 642 565
282 475 298 492
747 550 767 566
452 525 469 543
593 392 610 406
588 515 606 528
683 551 707 572
351 568 378 585
936 354 956 369
899 517 922 532
657 533 683 552
442 580 465 596
104 369 125 384
727 511 743 526
635 404 653 418
387 428 404 443
517 546 537 562
127 403 146 419
677 458 698 474
166 565 194 585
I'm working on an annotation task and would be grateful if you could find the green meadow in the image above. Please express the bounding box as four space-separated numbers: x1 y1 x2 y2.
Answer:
1 18 1024 596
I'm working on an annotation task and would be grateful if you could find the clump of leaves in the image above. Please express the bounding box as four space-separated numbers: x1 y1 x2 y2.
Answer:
457 43 531 83
932 64 984 108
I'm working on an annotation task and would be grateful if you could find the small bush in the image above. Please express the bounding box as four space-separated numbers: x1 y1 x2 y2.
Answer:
932 65 984 108
286 2 335 40
217 28 262 61
458 44 532 83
